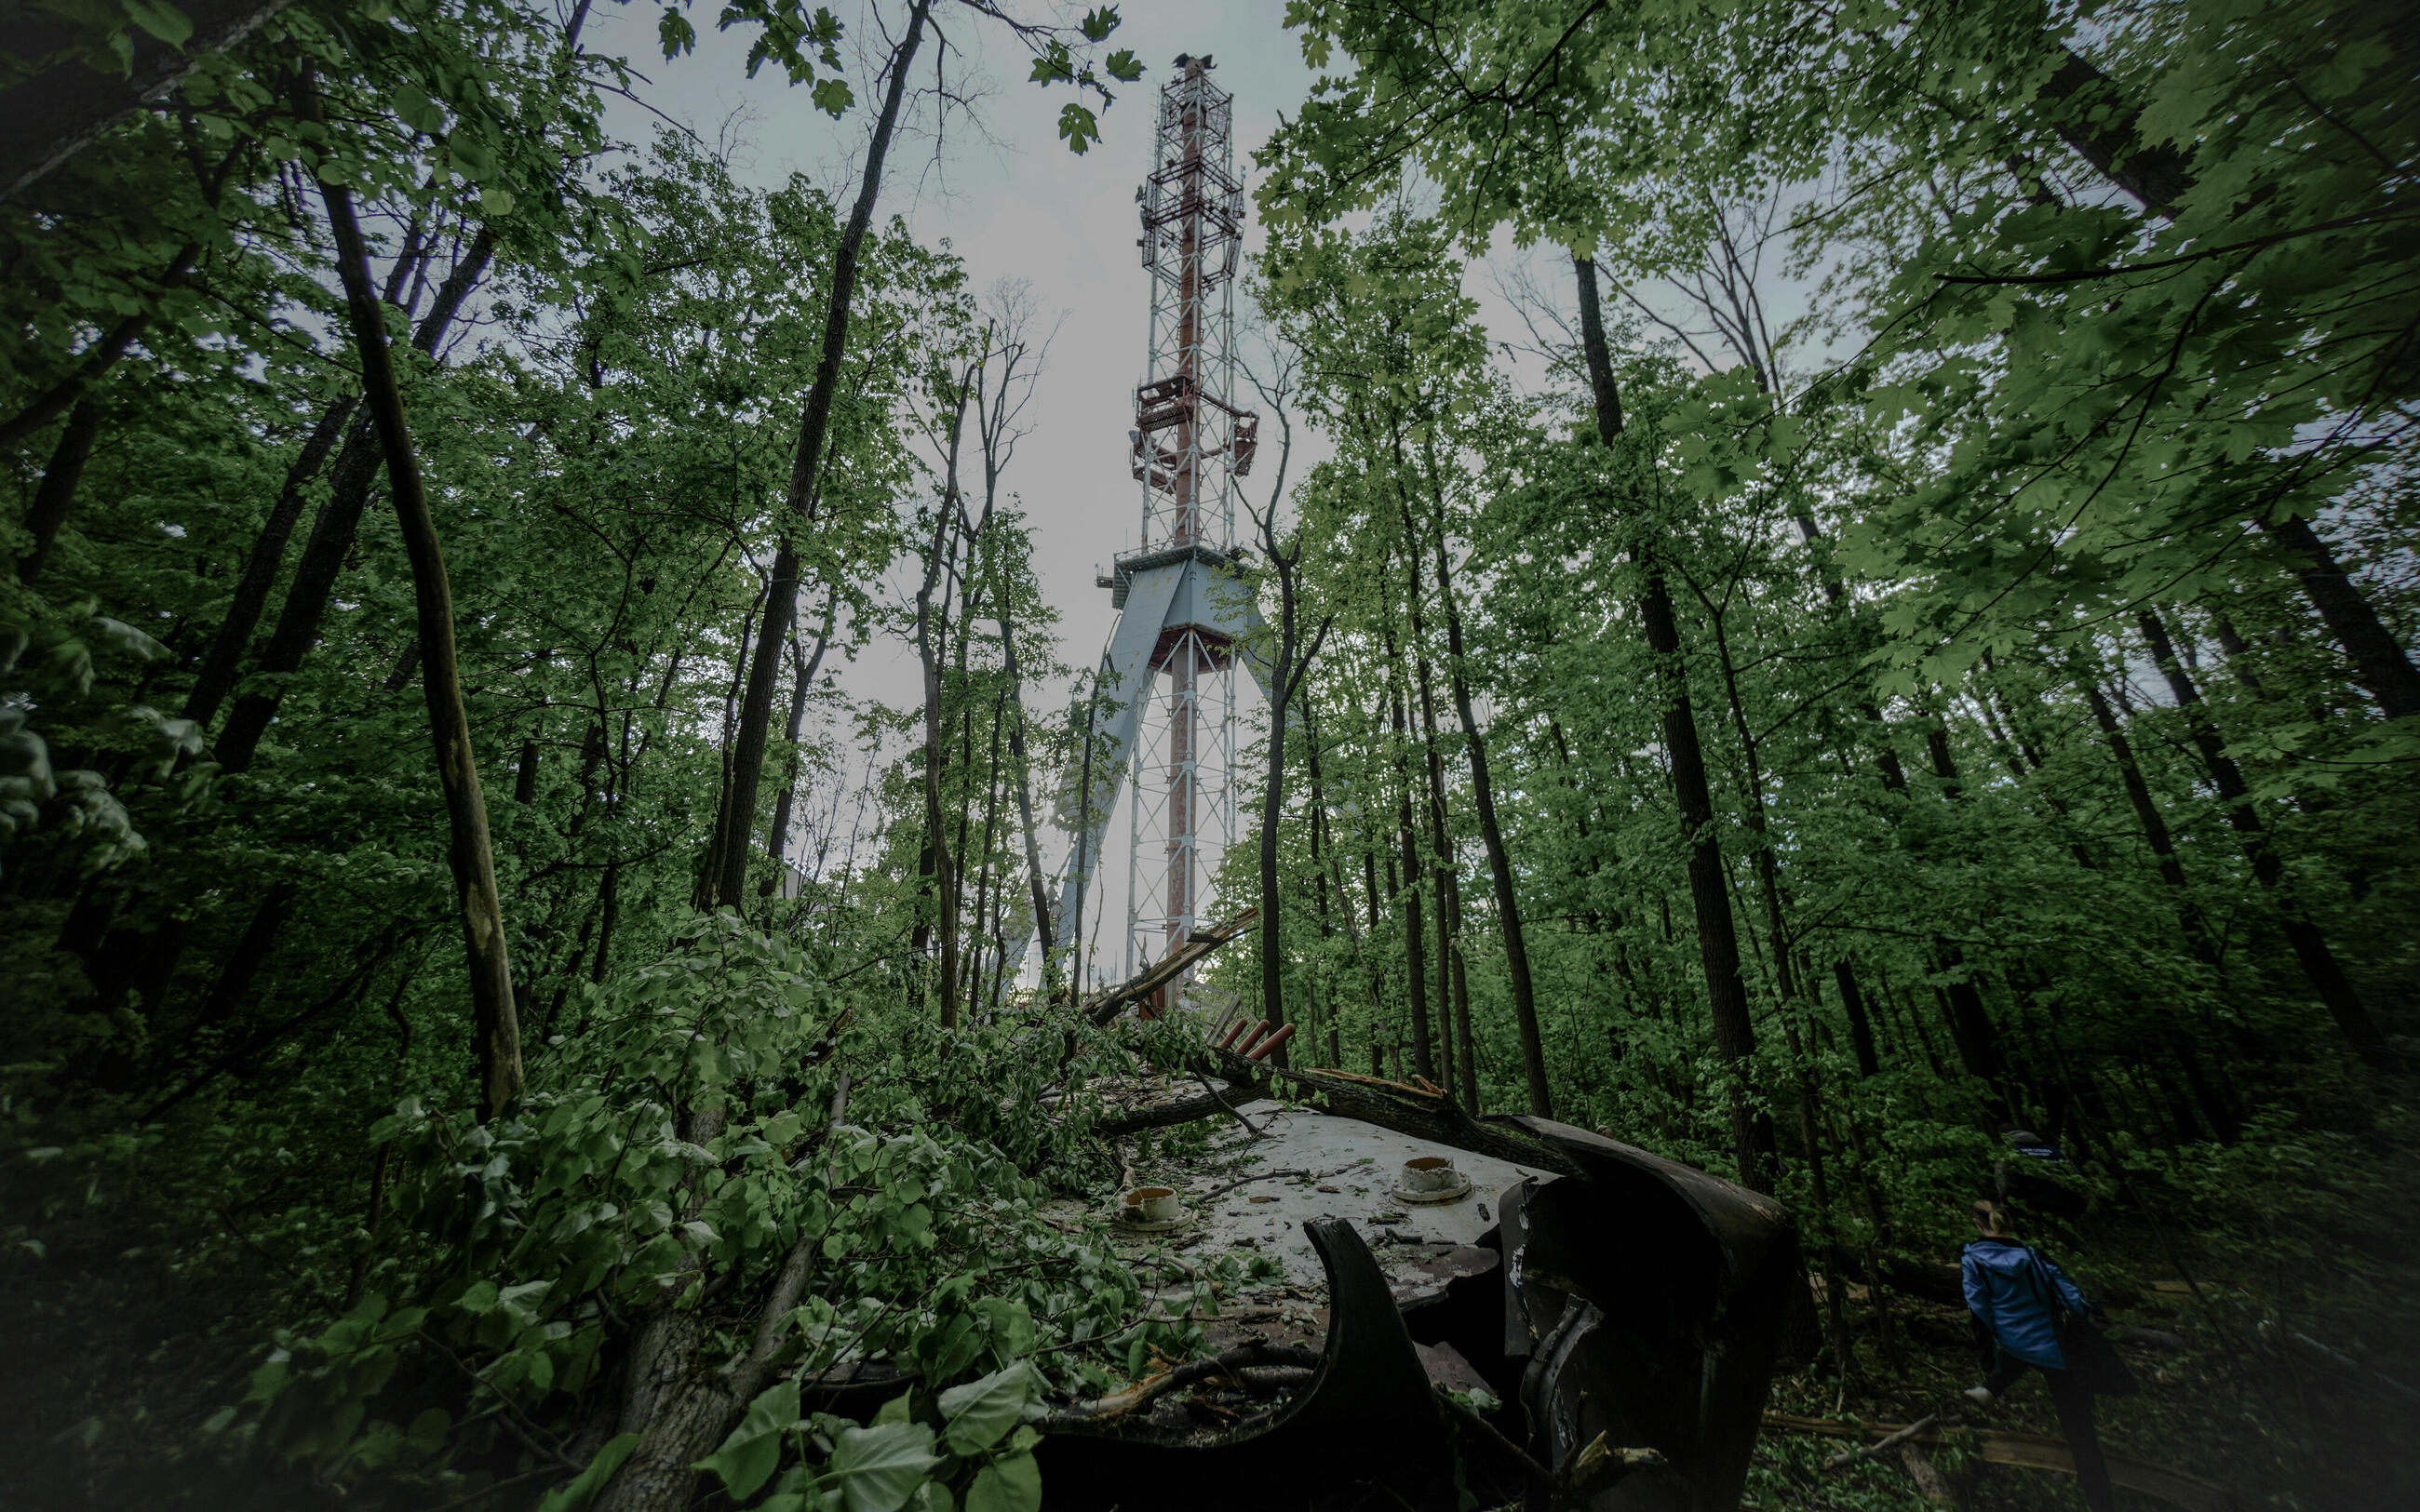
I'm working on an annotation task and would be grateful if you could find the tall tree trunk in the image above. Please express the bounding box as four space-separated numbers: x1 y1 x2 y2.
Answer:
213 228 497 770
764 589 840 879
1834 960 1882 1077
2135 612 2390 1066
2082 681 2216 961
1400 440 1549 1117
182 397 357 723
708 0 935 909
997 595 1056 985
189 881 298 1028
1575 253 1758 1177
1917 713 2010 1095
2256 513 2420 720
15 398 101 581
969 689 1007 1025
696 582 767 909
1385 673 1436 1083
302 74 518 1120
1401 544 1459 1101
0 0 296 204
0 243 200 449
914 467 965 1026
1257 526 1320 1070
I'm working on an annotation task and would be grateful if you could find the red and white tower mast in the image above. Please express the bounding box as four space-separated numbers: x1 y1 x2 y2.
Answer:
1065 53 1259 985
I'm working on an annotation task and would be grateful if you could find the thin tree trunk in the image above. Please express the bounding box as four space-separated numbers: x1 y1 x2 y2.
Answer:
213 227 497 770
189 881 298 1028
997 594 1056 983
2256 512 2420 720
1575 253 1756 1176
2135 612 2390 1066
1916 716 2010 1095
707 0 935 909
1401 442 1549 1117
1257 531 1319 1070
0 244 200 450
302 74 518 1120
764 588 840 879
914 453 966 1025
1401 545 1459 1102
970 689 1007 1025
696 583 767 909
182 397 357 723
15 398 101 581
0 0 296 205
2082 681 2215 961
1387 675 1436 1083
1834 960 1882 1077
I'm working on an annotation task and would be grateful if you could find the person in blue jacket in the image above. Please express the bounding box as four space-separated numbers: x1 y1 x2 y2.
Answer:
1961 1198 2115 1512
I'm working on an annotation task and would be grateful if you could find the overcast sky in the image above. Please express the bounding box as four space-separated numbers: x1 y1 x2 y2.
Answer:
583 1 1341 980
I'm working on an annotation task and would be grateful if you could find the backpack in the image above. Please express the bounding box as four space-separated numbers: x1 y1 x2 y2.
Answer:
2024 1247 2140 1398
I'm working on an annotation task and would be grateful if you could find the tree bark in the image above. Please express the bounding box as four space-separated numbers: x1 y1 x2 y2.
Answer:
2035 48 2192 219
708 0 935 909
1576 253 1761 1180
1400 437 1547 1116
1834 960 1882 1077
2082 681 2214 962
1386 673 1436 1083
996 595 1056 983
914 395 971 1025
764 588 840 876
213 227 496 770
2257 513 2420 721
190 881 298 1028
0 243 200 450
303 74 518 1120
14 398 101 581
1399 537 1459 1100
2135 612 2390 1066
1257 529 1318 1070
0 0 297 204
182 397 357 723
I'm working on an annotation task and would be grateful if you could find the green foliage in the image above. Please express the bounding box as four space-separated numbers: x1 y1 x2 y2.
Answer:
235 916 1181 1504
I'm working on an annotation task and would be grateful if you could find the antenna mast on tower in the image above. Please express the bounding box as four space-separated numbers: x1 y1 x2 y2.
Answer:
1056 53 1262 995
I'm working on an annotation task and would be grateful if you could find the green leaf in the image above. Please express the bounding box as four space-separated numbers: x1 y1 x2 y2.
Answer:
965 1451 1041 1512
124 0 195 47
658 9 698 58
812 77 854 117
696 1379 800 1500
1079 7 1120 43
1055 103 1101 155
536 1433 642 1512
1105 49 1142 84
393 83 447 135
826 1421 939 1512
937 1362 1038 1455
1027 43 1074 87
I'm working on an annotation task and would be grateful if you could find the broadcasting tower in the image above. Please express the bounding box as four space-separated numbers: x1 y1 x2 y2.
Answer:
1054 53 1262 991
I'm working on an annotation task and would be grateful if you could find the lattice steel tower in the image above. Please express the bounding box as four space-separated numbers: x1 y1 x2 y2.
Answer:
1055 53 1262 987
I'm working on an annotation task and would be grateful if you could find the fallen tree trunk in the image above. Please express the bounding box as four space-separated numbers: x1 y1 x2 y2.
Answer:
1192 1048 1584 1180
1079 906 1258 1026
1094 1076 1270 1138
1042 1340 1323 1427
1763 1412 2238 1512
